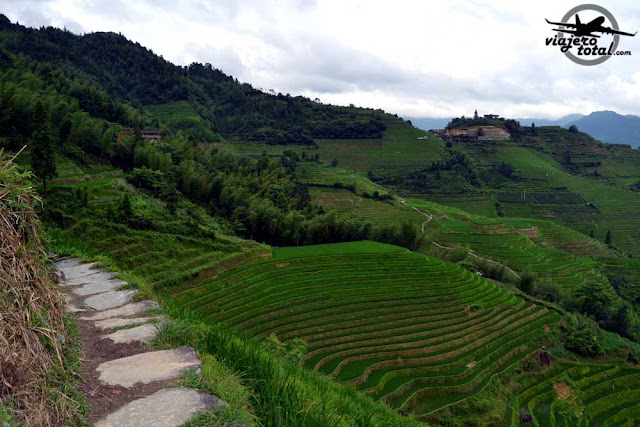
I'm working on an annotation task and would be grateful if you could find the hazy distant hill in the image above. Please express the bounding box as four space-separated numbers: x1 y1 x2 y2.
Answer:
517 114 585 127
565 111 640 147
404 117 451 130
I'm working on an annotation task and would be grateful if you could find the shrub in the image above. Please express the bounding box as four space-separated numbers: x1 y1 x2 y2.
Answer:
518 270 537 294
565 318 604 356
261 333 308 365
533 280 560 303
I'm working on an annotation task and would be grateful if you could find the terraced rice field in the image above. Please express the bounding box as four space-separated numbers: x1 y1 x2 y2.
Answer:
310 188 423 225
421 193 498 218
503 362 640 426
48 158 123 186
95 231 267 291
309 185 619 305
173 241 559 419
429 217 609 298
496 147 640 255
228 120 443 175
298 163 390 197
396 199 613 302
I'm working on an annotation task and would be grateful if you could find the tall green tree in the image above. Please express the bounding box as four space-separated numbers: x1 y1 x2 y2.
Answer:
609 303 633 338
30 101 57 195
565 317 604 356
576 281 615 321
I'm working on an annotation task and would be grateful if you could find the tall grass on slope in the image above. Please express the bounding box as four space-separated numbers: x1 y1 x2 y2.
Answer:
0 150 81 425
155 311 425 427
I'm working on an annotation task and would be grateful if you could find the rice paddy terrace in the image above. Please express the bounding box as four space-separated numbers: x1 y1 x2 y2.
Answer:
228 119 444 176
173 241 561 421
503 361 640 426
308 187 622 305
405 198 615 300
435 129 640 255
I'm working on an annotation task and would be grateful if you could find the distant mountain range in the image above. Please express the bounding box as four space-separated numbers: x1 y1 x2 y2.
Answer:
407 111 640 148
517 114 585 127
564 111 640 148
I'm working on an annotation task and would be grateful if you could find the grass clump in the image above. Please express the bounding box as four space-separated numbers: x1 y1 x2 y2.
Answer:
180 357 256 427
152 316 423 427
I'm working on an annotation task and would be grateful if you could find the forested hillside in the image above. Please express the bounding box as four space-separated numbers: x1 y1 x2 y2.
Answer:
0 14 391 142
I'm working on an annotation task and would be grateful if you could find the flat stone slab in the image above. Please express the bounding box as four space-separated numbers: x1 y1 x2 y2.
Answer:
63 271 119 287
96 348 201 388
58 262 99 280
71 279 127 296
102 323 160 344
84 290 137 311
65 303 85 313
54 258 82 269
94 387 225 427
81 301 160 321
94 316 162 330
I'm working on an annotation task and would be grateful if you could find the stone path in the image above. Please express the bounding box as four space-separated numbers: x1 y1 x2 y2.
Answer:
56 258 224 426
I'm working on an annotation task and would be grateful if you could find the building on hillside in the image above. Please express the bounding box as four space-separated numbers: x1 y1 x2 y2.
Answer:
483 114 501 119
141 129 163 143
429 126 510 141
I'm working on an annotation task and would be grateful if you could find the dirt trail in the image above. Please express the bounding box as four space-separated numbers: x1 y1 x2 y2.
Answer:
409 205 520 279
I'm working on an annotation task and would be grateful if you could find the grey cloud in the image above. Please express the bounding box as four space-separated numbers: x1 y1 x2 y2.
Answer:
3 2 85 34
181 42 245 77
2 0 639 118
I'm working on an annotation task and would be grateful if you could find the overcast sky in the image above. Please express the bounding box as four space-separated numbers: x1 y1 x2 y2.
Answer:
3 0 640 118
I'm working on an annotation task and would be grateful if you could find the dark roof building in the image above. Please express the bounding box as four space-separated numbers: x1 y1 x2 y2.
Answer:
141 129 163 142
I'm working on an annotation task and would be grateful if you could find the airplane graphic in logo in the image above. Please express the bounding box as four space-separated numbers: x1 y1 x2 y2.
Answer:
546 14 636 38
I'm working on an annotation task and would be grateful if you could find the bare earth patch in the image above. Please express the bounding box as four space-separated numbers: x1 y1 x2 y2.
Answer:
554 382 572 400
518 226 539 239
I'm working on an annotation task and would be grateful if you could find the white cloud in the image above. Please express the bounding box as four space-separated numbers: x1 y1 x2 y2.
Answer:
2 0 639 118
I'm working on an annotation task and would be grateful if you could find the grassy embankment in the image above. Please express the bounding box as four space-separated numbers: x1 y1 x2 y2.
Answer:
0 151 86 426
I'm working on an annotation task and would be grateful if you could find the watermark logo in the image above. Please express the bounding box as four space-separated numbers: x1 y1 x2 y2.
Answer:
545 4 636 65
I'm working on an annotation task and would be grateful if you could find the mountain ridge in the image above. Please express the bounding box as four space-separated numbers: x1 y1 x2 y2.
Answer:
566 110 640 147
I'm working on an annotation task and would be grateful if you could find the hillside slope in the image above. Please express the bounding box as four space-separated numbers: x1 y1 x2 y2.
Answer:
45 160 425 426
174 241 559 422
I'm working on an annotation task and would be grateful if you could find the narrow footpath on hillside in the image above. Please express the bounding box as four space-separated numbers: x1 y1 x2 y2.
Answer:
409 205 521 279
55 258 226 427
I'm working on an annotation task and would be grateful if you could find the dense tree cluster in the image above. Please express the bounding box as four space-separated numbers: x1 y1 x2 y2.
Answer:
0 56 142 170
127 139 424 249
